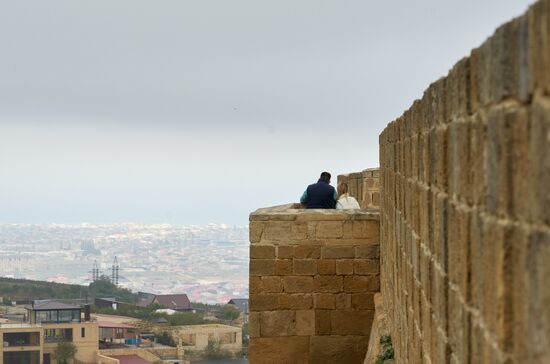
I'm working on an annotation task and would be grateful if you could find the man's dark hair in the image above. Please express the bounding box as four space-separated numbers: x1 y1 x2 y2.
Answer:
319 172 331 182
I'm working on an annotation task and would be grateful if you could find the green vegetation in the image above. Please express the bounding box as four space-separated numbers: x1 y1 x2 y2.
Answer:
88 276 137 303
376 335 394 364
54 341 77 364
242 323 249 346
205 338 231 359
156 331 176 347
216 305 241 323
0 276 138 303
92 302 162 319
93 303 213 326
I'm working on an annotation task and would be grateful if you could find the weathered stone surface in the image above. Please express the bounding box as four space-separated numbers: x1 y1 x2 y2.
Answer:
283 276 314 293
260 310 296 337
275 259 293 275
314 293 336 309
354 259 380 275
277 245 294 259
336 259 354 275
249 336 309 363
317 259 336 275
293 259 317 275
279 294 313 310
314 275 343 293
261 276 283 293
323 246 356 259
250 245 276 259
294 245 322 259
250 259 275 276
331 310 374 335
315 309 332 335
295 310 315 336
316 221 344 238
310 336 368 364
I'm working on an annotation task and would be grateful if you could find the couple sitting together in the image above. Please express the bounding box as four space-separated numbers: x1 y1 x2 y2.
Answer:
300 171 360 209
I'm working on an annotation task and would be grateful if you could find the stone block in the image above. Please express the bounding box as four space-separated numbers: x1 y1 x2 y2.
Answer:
529 95 550 225
291 223 308 240
277 245 294 259
335 259 354 275
294 310 314 336
283 276 314 293
309 335 368 364
250 245 276 259
250 276 262 294
316 221 344 238
352 220 379 239
355 245 380 259
322 246 355 259
317 259 336 275
315 309 332 335
529 0 550 94
351 293 375 310
275 259 293 275
249 336 309 364
294 245 321 259
249 222 264 243
250 259 275 276
261 276 283 293
313 293 336 309
249 311 260 337
278 293 313 310
354 259 380 275
524 229 550 361
331 310 374 335
314 275 343 293
263 221 292 241
293 259 317 275
260 310 296 337
344 276 368 293
448 286 470 363
335 293 352 309
250 294 280 311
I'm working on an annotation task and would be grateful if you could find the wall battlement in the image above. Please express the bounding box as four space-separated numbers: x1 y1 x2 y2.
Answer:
249 204 380 363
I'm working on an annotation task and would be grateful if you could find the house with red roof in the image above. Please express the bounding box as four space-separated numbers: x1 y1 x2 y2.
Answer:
151 294 192 312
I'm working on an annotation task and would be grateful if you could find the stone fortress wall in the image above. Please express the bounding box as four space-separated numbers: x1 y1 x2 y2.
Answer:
249 0 549 363
337 169 380 209
248 205 380 363
379 0 550 363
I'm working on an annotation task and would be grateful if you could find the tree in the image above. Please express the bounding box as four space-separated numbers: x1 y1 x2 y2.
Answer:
54 341 77 364
216 305 241 324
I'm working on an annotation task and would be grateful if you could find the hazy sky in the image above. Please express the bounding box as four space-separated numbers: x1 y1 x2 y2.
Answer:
0 0 533 225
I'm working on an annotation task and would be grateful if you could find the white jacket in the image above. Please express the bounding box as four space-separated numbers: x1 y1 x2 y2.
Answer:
336 194 361 209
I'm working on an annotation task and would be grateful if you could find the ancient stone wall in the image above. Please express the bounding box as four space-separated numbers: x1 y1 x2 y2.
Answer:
338 169 380 209
379 1 550 363
249 204 380 363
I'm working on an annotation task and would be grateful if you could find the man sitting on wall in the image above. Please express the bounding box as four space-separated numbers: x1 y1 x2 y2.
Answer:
300 171 337 209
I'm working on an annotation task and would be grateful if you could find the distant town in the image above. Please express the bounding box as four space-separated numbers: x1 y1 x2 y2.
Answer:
0 223 249 304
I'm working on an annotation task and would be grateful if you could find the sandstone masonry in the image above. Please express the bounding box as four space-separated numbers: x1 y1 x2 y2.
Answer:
249 204 380 364
379 1 550 363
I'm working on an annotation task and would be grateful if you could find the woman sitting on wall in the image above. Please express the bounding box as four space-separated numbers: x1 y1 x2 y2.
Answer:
336 182 361 209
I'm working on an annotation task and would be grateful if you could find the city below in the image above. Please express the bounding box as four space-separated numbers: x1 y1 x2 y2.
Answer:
0 223 249 304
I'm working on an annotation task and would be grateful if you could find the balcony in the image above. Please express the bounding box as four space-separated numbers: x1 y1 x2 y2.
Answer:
3 332 40 347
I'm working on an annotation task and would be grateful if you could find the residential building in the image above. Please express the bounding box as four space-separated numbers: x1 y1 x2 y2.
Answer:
0 301 98 364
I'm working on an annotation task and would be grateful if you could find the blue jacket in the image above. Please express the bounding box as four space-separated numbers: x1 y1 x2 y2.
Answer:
300 180 337 209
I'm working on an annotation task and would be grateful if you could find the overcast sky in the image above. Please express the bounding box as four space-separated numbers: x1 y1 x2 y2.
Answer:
0 0 534 225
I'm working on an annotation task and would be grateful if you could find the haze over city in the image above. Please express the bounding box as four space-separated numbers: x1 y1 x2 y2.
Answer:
0 0 533 226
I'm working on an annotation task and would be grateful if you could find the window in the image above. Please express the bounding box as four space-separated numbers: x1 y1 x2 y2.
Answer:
81 328 85 338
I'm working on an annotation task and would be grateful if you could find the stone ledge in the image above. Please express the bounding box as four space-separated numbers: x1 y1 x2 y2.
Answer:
250 203 380 222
